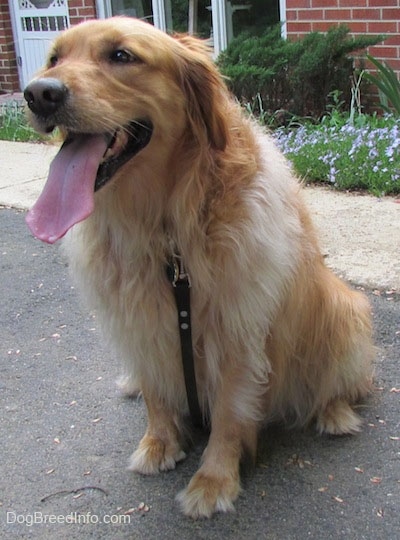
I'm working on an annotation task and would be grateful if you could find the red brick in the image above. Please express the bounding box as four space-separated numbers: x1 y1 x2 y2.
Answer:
286 0 311 7
352 8 381 20
368 0 399 7
312 0 337 7
339 0 366 6
312 22 333 32
347 22 368 33
77 7 95 17
286 10 298 21
369 46 399 58
297 9 324 20
384 34 400 47
381 8 400 20
286 22 313 33
324 8 352 19
368 0 398 6
368 21 397 33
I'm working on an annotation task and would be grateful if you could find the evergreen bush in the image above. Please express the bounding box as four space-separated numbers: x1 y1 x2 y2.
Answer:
218 25 383 120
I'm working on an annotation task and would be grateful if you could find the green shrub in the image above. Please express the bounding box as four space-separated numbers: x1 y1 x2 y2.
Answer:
218 25 383 120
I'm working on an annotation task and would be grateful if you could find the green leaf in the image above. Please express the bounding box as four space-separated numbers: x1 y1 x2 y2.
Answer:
365 55 400 115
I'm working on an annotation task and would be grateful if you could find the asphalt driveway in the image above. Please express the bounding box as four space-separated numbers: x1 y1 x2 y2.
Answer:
0 207 399 539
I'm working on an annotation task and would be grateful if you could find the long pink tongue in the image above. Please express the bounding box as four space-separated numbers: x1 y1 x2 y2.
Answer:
26 134 109 244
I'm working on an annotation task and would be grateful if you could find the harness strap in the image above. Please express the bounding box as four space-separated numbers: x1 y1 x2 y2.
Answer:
166 254 203 428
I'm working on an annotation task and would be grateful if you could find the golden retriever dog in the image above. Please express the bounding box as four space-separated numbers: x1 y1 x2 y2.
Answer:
24 17 374 518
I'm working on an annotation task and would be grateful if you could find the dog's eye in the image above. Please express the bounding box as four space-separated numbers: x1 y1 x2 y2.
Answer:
109 49 137 64
48 55 58 68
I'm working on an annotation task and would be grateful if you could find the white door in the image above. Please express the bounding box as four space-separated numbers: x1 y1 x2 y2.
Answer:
9 0 70 89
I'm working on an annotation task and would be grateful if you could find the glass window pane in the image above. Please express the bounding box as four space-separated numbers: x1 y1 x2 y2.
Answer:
166 1 212 40
111 0 154 23
228 1 279 41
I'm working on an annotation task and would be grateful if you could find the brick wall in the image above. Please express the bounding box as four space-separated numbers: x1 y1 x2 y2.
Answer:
68 0 97 25
0 2 19 93
285 0 400 77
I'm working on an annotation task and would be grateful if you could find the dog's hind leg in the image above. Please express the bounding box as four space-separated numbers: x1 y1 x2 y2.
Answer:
116 372 141 398
311 284 374 436
316 398 363 435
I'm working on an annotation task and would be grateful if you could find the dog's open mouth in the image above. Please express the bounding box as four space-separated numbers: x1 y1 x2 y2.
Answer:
26 120 153 244
95 120 153 191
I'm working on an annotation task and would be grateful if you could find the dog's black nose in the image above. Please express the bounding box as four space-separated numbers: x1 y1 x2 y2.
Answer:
24 78 68 116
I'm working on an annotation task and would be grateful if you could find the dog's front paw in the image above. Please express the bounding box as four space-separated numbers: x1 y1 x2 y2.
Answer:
176 470 240 519
128 434 186 475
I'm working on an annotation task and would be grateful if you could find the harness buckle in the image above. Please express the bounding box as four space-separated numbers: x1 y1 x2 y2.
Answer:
167 252 191 288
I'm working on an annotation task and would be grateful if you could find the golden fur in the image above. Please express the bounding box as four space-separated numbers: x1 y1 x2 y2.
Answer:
28 18 374 518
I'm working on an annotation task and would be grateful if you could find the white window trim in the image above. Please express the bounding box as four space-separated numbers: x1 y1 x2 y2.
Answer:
152 0 167 31
95 0 110 18
210 0 227 56
279 0 287 39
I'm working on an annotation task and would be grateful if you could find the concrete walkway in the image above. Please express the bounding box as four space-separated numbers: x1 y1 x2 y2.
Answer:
0 140 57 209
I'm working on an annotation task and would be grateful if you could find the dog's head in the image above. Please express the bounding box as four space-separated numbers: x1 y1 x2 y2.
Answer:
24 17 230 243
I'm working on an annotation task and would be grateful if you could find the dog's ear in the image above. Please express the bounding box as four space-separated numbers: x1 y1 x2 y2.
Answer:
175 36 229 151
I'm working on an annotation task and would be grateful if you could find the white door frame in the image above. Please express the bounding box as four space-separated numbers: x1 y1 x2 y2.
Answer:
9 0 70 89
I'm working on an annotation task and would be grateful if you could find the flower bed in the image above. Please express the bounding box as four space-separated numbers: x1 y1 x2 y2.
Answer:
273 117 400 196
